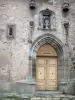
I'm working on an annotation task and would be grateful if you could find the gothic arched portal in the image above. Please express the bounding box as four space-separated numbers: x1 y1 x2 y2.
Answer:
36 44 58 90
29 33 65 90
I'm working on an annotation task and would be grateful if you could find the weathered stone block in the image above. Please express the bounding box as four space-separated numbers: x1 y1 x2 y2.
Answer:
60 97 72 100
31 97 41 100
41 98 52 100
52 98 60 100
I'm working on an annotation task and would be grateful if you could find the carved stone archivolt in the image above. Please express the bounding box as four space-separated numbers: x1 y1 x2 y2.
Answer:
29 33 64 80
30 33 64 58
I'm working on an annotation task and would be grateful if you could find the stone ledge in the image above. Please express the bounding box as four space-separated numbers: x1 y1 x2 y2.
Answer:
59 82 68 85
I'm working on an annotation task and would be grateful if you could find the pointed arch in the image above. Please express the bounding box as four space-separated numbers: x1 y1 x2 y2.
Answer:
29 33 65 81
37 43 57 56
30 33 64 58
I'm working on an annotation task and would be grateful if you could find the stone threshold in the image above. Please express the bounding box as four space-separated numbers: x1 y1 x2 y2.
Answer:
35 90 62 94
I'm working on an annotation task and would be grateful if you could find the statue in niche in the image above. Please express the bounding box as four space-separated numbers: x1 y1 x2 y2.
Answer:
43 15 50 29
39 9 56 30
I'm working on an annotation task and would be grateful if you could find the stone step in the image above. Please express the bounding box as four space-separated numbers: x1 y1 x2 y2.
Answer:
35 91 62 95
31 97 75 100
0 93 75 100
34 91 62 97
0 96 75 100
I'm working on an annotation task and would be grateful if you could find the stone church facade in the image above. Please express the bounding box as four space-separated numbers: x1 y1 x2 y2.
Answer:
0 0 75 94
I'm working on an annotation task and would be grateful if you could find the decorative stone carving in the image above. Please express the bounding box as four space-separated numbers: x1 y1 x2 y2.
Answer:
43 15 50 29
71 57 75 69
29 21 34 28
50 13 56 29
29 0 36 10
72 62 75 69
62 3 69 13
64 22 69 45
48 0 54 4
64 22 69 29
28 21 34 43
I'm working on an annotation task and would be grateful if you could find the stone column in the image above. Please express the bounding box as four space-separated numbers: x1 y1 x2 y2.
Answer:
28 56 33 82
27 21 34 82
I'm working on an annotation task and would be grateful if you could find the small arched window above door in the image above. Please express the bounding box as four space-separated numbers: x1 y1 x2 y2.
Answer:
39 9 56 30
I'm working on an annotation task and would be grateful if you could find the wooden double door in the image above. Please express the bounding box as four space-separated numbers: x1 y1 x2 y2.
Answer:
36 56 57 90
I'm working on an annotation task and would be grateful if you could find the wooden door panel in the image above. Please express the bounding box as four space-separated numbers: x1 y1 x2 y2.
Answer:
47 80 56 86
46 78 57 90
47 80 57 89
37 67 45 80
36 80 45 90
36 57 57 90
47 58 57 66
47 86 57 90
36 57 46 90
47 67 56 80
46 57 57 90
37 58 46 66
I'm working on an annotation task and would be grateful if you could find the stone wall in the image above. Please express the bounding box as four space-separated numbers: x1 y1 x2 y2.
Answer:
0 0 75 93
0 0 31 82
0 0 66 83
